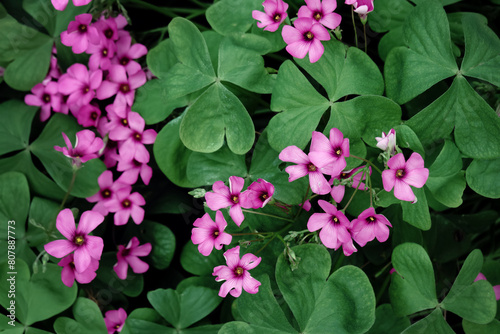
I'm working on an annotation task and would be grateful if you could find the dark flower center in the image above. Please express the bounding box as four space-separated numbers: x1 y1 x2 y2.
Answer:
90 111 98 120
340 172 348 179
335 148 342 156
213 230 219 237
42 94 51 103
235 266 244 276
102 48 108 56
307 163 317 172
396 169 405 178
78 24 87 33
304 31 314 41
102 189 111 198
119 83 130 93
121 118 128 126
260 193 268 201
104 29 113 39
134 132 142 141
273 13 281 22
83 86 90 93
313 12 322 21
367 216 376 223
122 248 130 257
133 159 141 167
120 57 130 66
115 324 121 329
74 235 85 245
231 195 239 204
122 199 131 208
332 217 339 224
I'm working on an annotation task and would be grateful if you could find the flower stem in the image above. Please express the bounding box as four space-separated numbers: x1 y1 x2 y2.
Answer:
350 154 383 174
59 171 77 212
255 223 293 255
351 6 358 48
342 169 366 212
241 209 295 223
230 232 272 236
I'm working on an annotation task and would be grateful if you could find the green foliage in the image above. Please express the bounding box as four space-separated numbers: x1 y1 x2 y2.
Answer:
53 297 107 333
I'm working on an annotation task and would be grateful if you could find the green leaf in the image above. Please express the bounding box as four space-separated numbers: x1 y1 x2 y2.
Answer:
463 319 500 334
30 114 106 198
218 321 293 334
370 0 414 33
205 0 262 35
141 220 176 270
0 171 29 227
238 274 297 333
218 37 275 94
275 244 331 330
26 196 60 247
0 259 77 326
53 297 107 334
0 100 37 155
401 308 454 334
426 172 466 208
153 113 196 188
428 140 462 177
133 79 187 124
401 187 431 230
268 60 329 151
250 23 286 53
180 82 255 154
390 243 438 316
147 286 221 330
304 266 376 334
146 38 179 79
466 158 500 198
377 27 405 62
366 304 410 334
384 0 458 104
180 241 224 276
460 14 500 86
186 145 247 186
394 125 425 157
444 249 483 301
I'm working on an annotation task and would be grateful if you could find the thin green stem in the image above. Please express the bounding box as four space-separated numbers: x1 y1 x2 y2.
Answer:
255 223 293 255
350 154 383 174
230 232 272 236
351 6 358 48
342 169 366 212
368 171 373 207
59 171 77 211
241 209 294 223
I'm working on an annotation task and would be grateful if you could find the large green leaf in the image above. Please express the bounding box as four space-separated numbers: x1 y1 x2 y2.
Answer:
53 297 107 334
180 241 224 276
219 321 293 334
463 319 500 334
366 304 410 334
179 82 255 154
466 158 500 198
141 220 176 270
401 187 431 230
205 0 262 36
401 308 454 334
390 243 438 316
26 196 61 247
0 100 37 155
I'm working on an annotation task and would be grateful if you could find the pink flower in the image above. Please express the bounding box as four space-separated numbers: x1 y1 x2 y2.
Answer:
61 14 100 54
58 253 99 287
24 82 61 122
382 152 429 202
51 0 92 11
54 130 104 166
93 15 127 42
192 211 232 256
104 308 127 334
86 170 133 216
345 0 374 19
279 145 331 195
105 188 145 226
350 207 392 247
44 209 104 273
376 129 396 155
474 273 500 301
76 104 101 127
309 128 349 177
240 179 274 209
58 63 102 113
330 166 370 203
252 0 289 32
297 0 342 30
282 17 330 63
307 200 357 256
116 157 153 185
205 176 247 226
213 246 261 298
87 37 116 71
113 31 148 75
300 199 312 211
113 237 152 280
96 65 146 108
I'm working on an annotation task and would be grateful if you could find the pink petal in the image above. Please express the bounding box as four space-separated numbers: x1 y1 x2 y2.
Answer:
387 153 406 170
308 171 331 195
382 169 396 192
60 265 75 287
308 38 325 63
393 179 415 202
286 41 311 59
127 256 149 273
73 247 91 273
229 205 244 226
44 239 77 258
131 205 145 224
310 23 331 41
51 0 68 10
242 272 261 294
320 12 342 30
282 25 304 44
285 164 309 182
205 192 233 210
56 209 76 240
331 185 345 203
318 221 340 249
406 152 425 170
114 209 130 226
404 168 429 188
279 145 310 164
85 235 104 260
114 257 129 279
76 210 104 235
253 10 274 28
307 213 330 232
317 199 337 214
305 0 321 11
240 253 261 270
96 80 119 100
322 0 338 13
229 176 245 194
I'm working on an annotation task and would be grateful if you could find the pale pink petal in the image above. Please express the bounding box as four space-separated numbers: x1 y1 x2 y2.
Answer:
308 38 325 63
229 176 245 194
310 23 331 41
229 204 244 226
387 153 406 170
44 239 77 258
76 210 104 235
286 41 311 59
73 247 91 273
382 169 396 192
308 171 331 195
85 235 104 260
56 209 76 240
404 168 429 188
241 272 261 294
393 179 415 202
205 192 233 210
307 213 330 232
114 210 130 226
114 258 129 279
320 12 342 30
285 164 310 182
127 256 149 273
322 0 338 13
51 0 68 10
130 206 145 224
282 25 304 44
279 145 310 164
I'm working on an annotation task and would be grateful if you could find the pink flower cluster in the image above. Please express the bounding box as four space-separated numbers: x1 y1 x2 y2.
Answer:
31 10 155 286
190 177 273 297
279 128 428 255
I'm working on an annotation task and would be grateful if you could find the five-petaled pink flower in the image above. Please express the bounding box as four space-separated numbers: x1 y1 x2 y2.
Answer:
54 130 104 166
191 211 232 256
350 207 392 247
330 166 370 203
104 308 127 334
114 237 152 280
96 65 146 108
252 0 289 32
279 145 331 195
297 0 342 30
240 179 275 209
212 246 262 298
376 128 396 155
58 253 99 287
282 17 330 63
382 152 429 202
51 0 92 11
307 200 357 256
57 63 102 113
44 209 104 273
105 188 146 225
344 0 374 20
86 170 133 216
205 176 248 226
309 128 350 177
24 82 61 122
61 13 100 54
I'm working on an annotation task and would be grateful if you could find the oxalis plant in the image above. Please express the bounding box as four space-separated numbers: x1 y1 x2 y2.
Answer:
0 0 499 333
